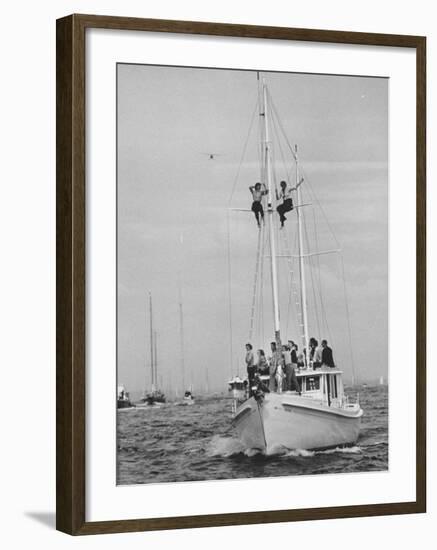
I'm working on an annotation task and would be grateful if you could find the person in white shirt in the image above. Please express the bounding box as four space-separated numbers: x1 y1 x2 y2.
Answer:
275 178 304 228
276 362 285 393
245 343 256 397
269 341 282 391
313 341 323 369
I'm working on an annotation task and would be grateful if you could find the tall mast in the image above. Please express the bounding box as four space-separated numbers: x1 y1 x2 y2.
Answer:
262 81 281 347
178 283 186 392
178 234 186 391
295 145 309 364
149 292 155 390
154 330 158 389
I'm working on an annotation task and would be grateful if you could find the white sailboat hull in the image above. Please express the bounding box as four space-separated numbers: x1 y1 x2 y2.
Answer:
233 392 362 453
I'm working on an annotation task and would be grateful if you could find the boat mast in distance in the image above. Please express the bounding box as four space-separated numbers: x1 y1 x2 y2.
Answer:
178 233 186 394
148 291 155 392
179 289 185 393
154 329 158 392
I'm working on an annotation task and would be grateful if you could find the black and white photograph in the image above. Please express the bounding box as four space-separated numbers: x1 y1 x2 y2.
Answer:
116 63 388 485
1 0 431 544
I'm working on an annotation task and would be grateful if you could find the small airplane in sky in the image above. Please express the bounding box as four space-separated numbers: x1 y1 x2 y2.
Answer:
201 152 224 160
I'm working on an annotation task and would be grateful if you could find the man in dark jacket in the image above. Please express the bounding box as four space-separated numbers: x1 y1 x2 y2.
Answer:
321 339 335 368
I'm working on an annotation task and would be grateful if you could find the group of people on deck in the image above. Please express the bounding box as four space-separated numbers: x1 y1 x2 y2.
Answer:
245 338 335 395
249 178 304 229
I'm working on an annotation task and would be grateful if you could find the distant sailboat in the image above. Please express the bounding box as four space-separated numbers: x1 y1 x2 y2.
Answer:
142 292 166 405
177 235 195 406
179 297 194 405
379 375 385 386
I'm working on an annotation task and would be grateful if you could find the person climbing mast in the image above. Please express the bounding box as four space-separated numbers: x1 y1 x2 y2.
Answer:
275 177 304 228
249 182 268 227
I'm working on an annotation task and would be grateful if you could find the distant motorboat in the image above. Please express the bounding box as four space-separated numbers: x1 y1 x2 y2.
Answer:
142 389 166 406
183 390 195 405
228 376 248 410
117 385 134 409
174 391 195 406
177 261 195 407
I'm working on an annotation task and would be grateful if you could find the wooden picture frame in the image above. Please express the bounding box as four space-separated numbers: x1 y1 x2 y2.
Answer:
56 13 426 535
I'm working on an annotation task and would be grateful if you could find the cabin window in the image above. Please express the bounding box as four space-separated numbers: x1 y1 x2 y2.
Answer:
333 375 338 398
305 375 320 391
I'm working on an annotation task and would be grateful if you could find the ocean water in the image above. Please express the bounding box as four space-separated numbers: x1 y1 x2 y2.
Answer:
117 384 388 485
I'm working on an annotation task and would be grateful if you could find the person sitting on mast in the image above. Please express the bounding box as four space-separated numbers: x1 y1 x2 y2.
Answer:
249 182 268 227
275 178 304 228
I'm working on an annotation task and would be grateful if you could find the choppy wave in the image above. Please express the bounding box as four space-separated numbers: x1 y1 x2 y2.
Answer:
117 385 388 484
206 435 247 457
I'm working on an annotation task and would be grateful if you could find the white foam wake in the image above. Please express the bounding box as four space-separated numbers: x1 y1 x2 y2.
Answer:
205 435 362 458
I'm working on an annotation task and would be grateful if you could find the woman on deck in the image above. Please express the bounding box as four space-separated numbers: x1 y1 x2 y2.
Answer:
257 349 268 375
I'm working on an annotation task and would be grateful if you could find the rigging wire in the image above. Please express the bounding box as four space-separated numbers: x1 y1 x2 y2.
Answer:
270 90 353 376
299 165 340 248
311 201 334 346
269 93 294 184
258 224 268 348
299 184 322 340
255 90 267 350
267 94 349 356
340 254 357 384
298 166 356 380
227 83 356 383
226 98 259 377
227 100 259 207
300 198 321 340
282 228 301 342
269 90 310 345
269 97 297 163
249 225 264 342
226 213 234 378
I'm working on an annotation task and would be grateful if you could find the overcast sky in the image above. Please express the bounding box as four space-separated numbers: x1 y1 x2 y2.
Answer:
117 64 388 396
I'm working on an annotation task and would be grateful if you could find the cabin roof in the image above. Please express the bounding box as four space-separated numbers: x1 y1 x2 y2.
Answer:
228 376 245 383
296 367 343 377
